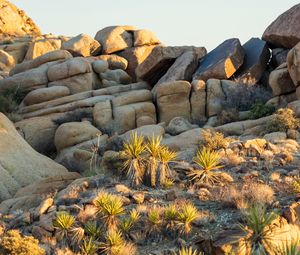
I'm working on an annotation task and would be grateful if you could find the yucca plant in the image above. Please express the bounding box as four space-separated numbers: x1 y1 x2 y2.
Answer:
121 132 146 187
130 208 140 223
53 211 76 241
93 192 125 230
188 147 223 184
178 247 204 255
147 208 163 234
164 203 179 232
70 226 85 245
80 237 99 255
240 205 278 254
177 202 198 235
99 230 125 255
158 146 177 186
292 176 300 194
84 220 102 240
274 239 300 255
145 135 164 187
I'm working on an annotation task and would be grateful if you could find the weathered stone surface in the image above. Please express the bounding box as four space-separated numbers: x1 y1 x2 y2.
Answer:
55 121 102 151
118 45 157 80
97 54 128 70
47 57 92 82
262 4 300 48
287 42 300 87
136 46 206 84
23 86 70 106
165 117 196 136
133 29 160 47
191 79 206 124
100 69 132 85
0 172 80 214
94 25 136 54
267 92 297 109
0 113 68 201
288 100 300 118
0 64 48 93
0 49 15 71
92 60 109 74
10 49 73 76
122 124 165 141
269 63 296 96
235 38 270 84
155 81 191 123
0 0 41 37
62 33 101 57
206 79 225 117
0 41 30 64
155 50 205 87
193 38 245 81
271 48 289 67
48 72 93 94
25 38 62 60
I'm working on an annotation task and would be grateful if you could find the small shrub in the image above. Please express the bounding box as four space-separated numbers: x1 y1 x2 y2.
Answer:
147 208 163 234
217 108 239 125
0 229 45 255
188 147 223 184
200 129 230 151
266 108 300 132
0 86 24 116
84 221 101 240
80 237 99 255
249 101 275 120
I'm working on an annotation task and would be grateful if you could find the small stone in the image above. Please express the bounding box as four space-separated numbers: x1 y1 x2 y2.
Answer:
287 129 300 140
35 197 54 217
165 190 177 201
132 192 145 204
39 214 55 232
115 184 131 194
288 170 300 177
269 172 281 182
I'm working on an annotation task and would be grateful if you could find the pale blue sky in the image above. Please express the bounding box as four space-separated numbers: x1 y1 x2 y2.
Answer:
11 0 299 50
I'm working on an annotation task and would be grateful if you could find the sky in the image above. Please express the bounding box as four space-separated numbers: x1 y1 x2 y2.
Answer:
11 0 300 50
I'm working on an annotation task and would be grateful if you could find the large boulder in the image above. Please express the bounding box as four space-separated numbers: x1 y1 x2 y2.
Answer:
55 121 102 151
269 63 296 96
0 41 30 64
96 54 128 70
10 49 73 76
155 50 205 87
136 46 206 85
0 49 15 71
271 48 289 67
133 29 160 47
0 113 68 201
0 0 41 37
62 33 101 57
262 4 300 48
25 38 62 60
235 38 270 84
206 79 225 117
94 25 136 54
155 81 191 124
287 41 300 87
190 79 207 124
193 38 245 81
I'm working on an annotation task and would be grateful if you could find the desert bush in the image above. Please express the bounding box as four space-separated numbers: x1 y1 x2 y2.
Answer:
217 108 240 125
188 147 223 185
266 108 300 132
218 183 274 209
200 129 230 151
249 101 275 119
0 229 45 255
239 205 278 254
221 84 272 112
0 86 24 117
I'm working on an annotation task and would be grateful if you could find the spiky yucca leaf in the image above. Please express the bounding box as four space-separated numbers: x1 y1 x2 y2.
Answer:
53 211 76 240
158 146 177 186
164 203 179 231
121 132 146 186
274 239 300 255
130 208 140 223
120 218 134 234
80 237 99 255
240 205 278 254
70 226 85 244
177 203 198 235
93 192 125 229
178 247 204 255
100 230 125 255
188 147 223 184
84 221 101 239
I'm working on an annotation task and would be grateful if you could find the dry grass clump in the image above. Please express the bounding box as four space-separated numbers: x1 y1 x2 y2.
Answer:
200 129 230 151
266 108 300 132
217 183 274 209
217 108 240 125
0 229 45 255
